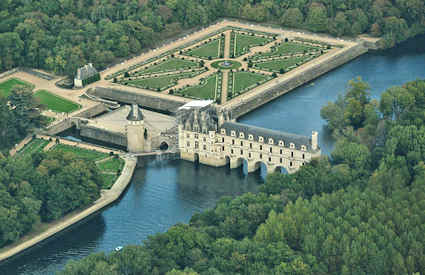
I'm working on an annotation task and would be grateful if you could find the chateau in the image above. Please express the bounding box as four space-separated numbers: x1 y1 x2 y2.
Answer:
177 101 320 174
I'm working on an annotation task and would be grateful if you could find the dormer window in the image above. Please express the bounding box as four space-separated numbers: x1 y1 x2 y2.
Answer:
248 134 253 140
290 143 295 149
259 136 264 142
268 138 274 145
279 140 284 146
301 145 307 151
231 131 236 137
239 132 245 139
221 129 226 135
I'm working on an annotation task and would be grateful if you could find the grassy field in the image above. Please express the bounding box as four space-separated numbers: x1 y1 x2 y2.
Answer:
0 78 33 97
125 71 202 91
18 138 50 158
101 174 118 189
138 58 199 75
254 56 313 72
232 71 270 95
97 157 125 172
34 90 80 113
186 39 221 59
179 74 218 99
51 144 109 161
253 42 321 59
234 34 272 57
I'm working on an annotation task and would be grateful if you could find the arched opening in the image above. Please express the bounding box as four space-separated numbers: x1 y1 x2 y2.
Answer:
254 161 268 179
274 166 288 174
225 156 231 173
194 153 200 165
236 158 248 175
159 141 169 151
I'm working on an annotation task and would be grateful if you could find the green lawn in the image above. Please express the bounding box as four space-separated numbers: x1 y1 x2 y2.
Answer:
125 71 202 91
253 56 313 72
101 174 118 189
179 74 218 99
34 90 80 113
51 144 109 161
97 157 125 172
186 39 221 59
232 71 270 95
253 42 321 59
18 138 50 158
0 78 33 97
138 58 199 75
234 33 272 57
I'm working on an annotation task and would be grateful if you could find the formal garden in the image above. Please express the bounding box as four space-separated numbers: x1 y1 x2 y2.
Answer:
111 26 336 103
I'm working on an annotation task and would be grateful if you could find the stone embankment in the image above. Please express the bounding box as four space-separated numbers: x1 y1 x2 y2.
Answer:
0 153 137 263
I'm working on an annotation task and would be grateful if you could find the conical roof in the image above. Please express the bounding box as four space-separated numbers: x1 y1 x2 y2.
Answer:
127 104 144 121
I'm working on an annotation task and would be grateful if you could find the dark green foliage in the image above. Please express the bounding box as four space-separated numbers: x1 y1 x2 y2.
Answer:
0 0 424 75
81 73 100 86
0 151 103 247
0 85 45 152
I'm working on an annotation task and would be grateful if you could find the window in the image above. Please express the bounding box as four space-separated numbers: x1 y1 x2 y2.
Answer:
195 134 199 139
269 147 272 153
280 149 283 154
290 143 295 149
248 134 253 140
231 131 236 137
221 129 226 135
250 143 253 149
203 145 206 150
240 141 243 146
249 153 252 158
195 141 199 149
259 136 264 142
260 145 263 150
241 150 243 155
268 157 271 162
203 137 206 142
232 139 235 145
302 154 305 159
231 149 234 154
239 132 245 139
291 151 294 158
260 154 263 159
290 161 293 167
280 158 282 163
301 145 307 151
279 140 284 146
222 146 224 151
186 142 190 147
186 134 190 138
268 138 274 145
221 137 224 142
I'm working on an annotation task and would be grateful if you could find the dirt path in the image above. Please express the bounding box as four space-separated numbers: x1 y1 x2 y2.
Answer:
224 31 231 59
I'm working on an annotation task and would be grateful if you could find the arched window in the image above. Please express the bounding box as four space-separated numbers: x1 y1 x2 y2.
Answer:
221 129 226 135
231 131 236 137
301 145 307 151
268 138 274 145
279 140 284 146
290 143 295 149
239 132 245 139
248 134 254 140
259 136 264 142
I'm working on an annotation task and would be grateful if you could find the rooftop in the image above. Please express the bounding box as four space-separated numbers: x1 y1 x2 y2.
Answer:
76 63 98 80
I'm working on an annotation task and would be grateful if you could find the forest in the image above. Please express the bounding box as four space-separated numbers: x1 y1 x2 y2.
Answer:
59 78 425 274
0 86 105 248
0 0 424 76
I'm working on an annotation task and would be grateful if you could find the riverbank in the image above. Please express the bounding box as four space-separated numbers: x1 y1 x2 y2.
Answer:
0 152 137 263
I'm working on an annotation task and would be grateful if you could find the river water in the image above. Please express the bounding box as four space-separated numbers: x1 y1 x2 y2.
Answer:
1 34 424 274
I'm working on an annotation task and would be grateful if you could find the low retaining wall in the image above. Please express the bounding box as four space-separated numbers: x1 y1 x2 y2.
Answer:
80 125 127 147
90 87 185 113
229 44 368 119
0 155 137 263
73 103 108 119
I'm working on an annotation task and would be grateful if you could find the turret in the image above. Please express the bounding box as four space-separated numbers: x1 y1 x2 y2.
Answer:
311 131 318 151
126 104 145 153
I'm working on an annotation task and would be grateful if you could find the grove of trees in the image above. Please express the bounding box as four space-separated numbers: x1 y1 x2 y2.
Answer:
0 0 424 76
59 78 425 274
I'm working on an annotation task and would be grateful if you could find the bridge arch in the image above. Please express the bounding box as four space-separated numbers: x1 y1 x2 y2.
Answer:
159 141 169 151
194 153 200 165
236 157 248 175
274 166 289 174
254 161 268 178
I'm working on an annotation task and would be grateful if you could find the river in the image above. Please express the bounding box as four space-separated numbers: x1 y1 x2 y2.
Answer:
1 34 424 274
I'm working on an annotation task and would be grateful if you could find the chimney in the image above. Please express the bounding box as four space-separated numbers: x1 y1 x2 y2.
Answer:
312 131 318 151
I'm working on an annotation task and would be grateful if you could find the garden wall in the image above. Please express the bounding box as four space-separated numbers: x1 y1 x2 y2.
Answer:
80 125 127 147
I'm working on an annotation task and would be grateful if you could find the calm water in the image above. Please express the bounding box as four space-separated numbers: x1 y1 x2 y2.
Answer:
1 34 424 274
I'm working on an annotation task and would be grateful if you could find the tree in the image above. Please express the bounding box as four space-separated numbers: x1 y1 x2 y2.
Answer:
280 8 304 28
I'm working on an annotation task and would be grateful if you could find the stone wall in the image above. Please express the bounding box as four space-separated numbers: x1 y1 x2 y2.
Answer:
80 125 127 147
229 44 368 119
73 103 108 118
90 87 186 114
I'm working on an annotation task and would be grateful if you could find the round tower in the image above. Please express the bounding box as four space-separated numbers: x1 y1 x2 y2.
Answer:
126 104 145 153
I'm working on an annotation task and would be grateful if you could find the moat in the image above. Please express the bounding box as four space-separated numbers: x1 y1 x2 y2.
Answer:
1 34 424 274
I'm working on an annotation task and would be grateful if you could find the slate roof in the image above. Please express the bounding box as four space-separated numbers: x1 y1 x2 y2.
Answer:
127 104 144 121
220 122 311 150
76 63 98 80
